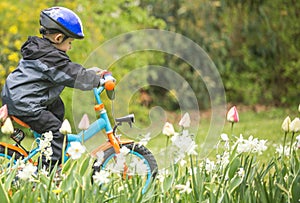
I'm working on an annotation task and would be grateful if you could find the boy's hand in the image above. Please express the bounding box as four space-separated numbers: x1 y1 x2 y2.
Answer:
88 67 114 79
88 67 104 75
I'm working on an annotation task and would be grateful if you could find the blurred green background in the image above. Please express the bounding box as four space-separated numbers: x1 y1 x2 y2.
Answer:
0 0 299 147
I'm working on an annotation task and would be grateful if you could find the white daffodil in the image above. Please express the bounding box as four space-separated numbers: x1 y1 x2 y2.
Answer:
216 151 230 167
298 104 300 113
67 142 86 159
138 132 151 146
117 184 128 192
129 157 148 175
179 159 187 167
39 139 51 151
275 144 290 157
43 131 53 141
111 154 126 172
290 117 300 133
220 133 229 142
157 169 169 183
93 170 110 185
43 147 53 161
235 134 267 154
78 114 90 130
281 116 291 132
237 167 245 178
120 146 130 155
171 131 197 157
1 117 14 134
17 163 37 181
179 112 191 128
94 151 105 167
59 119 72 134
175 180 192 194
162 122 175 136
205 158 216 173
296 135 300 149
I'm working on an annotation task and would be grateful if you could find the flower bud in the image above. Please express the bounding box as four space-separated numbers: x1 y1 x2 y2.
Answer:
1 117 14 134
162 122 175 136
290 117 300 133
78 114 90 130
59 119 72 134
226 106 239 123
179 112 191 128
281 116 291 132
0 105 8 122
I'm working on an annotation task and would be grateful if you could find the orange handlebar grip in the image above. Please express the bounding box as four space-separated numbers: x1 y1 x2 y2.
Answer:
105 81 115 91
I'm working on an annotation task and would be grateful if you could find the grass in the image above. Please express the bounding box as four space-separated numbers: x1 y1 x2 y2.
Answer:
146 106 298 160
1 106 297 161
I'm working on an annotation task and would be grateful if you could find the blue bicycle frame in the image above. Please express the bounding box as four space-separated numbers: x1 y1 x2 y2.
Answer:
17 85 132 164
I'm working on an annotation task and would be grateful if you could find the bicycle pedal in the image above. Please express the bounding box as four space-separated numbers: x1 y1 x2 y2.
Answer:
10 129 25 143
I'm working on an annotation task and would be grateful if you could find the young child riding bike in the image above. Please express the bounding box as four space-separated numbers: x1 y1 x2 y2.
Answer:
1 6 108 171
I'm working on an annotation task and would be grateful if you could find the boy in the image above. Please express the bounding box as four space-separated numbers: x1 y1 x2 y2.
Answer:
2 7 103 170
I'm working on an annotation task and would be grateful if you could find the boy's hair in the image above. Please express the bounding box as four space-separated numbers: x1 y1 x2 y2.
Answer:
41 31 62 41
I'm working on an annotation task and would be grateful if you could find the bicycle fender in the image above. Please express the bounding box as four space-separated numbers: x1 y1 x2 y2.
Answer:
90 139 134 157
0 142 28 157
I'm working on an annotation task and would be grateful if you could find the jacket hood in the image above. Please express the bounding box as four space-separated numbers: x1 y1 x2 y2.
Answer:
21 36 55 60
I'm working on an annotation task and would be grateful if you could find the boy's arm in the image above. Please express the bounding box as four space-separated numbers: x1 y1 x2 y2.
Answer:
44 60 101 90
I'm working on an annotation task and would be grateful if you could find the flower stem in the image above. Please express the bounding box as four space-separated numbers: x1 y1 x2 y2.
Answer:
166 136 170 148
289 132 295 156
230 122 234 136
282 132 287 157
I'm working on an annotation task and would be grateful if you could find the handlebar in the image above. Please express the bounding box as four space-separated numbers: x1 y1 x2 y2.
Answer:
104 80 115 91
94 75 116 104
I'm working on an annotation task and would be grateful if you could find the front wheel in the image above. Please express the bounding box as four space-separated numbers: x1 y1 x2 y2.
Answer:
92 143 158 194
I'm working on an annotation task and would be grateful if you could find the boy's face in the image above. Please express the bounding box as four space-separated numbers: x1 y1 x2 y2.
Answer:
55 37 74 52
50 33 74 52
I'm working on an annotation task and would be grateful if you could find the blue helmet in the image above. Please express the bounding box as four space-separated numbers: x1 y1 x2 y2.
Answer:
40 7 84 39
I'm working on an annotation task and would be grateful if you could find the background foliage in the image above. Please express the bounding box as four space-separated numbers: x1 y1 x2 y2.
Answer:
139 0 300 108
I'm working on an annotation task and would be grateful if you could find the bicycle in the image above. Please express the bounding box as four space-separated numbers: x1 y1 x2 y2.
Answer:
0 73 158 194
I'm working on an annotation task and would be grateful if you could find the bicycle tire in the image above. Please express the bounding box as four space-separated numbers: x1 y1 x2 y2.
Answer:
93 143 158 194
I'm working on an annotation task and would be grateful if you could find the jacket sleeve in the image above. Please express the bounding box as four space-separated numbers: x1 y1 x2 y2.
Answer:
41 52 101 90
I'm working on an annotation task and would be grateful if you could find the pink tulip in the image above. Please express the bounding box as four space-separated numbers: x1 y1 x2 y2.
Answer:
227 106 239 123
78 114 90 130
0 104 8 122
179 112 191 128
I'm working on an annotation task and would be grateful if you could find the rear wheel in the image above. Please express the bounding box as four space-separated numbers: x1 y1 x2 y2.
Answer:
0 145 24 174
93 143 158 194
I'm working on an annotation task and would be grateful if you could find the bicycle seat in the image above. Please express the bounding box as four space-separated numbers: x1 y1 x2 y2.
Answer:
11 116 30 128
115 114 135 127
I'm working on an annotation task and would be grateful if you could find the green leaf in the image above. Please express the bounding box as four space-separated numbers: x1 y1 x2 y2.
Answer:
79 156 90 176
229 176 243 193
291 170 300 203
276 183 289 196
0 182 10 203
163 175 174 192
229 157 241 179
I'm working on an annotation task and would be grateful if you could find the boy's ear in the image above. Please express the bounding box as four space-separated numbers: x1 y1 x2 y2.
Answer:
54 33 64 44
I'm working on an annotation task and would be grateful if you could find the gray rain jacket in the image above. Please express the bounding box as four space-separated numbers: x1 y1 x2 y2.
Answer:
2 36 100 116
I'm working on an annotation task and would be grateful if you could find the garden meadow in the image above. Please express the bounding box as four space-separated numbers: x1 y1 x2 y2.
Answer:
0 105 299 202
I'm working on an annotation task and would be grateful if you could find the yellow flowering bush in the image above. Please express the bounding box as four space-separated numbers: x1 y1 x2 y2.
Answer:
0 1 48 92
